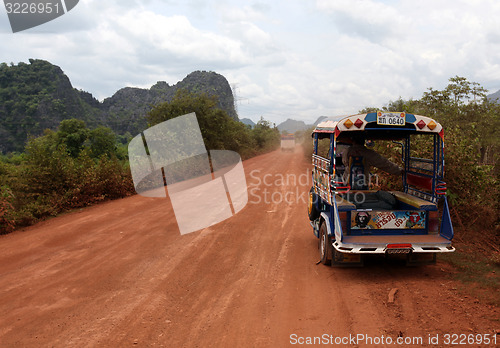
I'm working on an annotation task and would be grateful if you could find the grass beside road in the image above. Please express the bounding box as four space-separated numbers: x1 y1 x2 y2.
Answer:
440 244 500 307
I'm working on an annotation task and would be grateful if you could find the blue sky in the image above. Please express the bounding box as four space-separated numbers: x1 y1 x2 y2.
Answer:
1 0 500 124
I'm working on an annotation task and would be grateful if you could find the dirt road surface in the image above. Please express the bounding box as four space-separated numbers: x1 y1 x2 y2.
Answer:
0 148 498 347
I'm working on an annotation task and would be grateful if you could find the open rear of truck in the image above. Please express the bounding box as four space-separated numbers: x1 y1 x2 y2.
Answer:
309 112 454 266
281 134 295 152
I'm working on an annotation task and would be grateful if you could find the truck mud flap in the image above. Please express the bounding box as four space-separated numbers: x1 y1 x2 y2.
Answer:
406 252 436 266
331 249 364 268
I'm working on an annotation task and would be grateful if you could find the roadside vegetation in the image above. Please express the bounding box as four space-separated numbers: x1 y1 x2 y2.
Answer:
370 77 499 253
440 248 499 306
0 119 134 232
0 90 280 234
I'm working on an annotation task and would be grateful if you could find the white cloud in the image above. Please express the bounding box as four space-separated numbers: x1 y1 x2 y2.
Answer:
112 11 248 67
316 0 408 46
1 0 500 124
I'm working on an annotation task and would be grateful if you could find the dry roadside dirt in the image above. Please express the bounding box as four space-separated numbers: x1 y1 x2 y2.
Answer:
0 148 498 347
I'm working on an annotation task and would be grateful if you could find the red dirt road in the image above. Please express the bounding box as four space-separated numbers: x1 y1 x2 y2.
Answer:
0 148 498 347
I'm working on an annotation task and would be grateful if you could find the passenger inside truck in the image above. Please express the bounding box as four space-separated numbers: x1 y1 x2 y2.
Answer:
339 136 403 210
341 136 403 188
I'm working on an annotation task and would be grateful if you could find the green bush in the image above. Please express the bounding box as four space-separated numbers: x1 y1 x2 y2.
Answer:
0 122 135 230
0 185 15 234
441 126 498 232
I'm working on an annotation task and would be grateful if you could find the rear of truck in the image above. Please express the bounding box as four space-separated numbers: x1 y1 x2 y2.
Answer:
281 134 295 152
309 112 455 266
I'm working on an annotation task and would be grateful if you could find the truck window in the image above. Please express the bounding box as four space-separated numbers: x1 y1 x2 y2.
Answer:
316 138 330 158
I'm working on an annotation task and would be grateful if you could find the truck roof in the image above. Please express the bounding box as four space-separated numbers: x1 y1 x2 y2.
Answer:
313 112 443 139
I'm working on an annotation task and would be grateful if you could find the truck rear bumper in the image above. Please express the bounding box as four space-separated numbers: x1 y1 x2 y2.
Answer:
333 234 454 254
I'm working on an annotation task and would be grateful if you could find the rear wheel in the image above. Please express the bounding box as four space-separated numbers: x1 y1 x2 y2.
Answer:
319 222 332 265
308 187 320 221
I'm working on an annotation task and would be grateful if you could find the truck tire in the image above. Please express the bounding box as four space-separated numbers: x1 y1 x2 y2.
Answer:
308 187 320 221
319 222 332 265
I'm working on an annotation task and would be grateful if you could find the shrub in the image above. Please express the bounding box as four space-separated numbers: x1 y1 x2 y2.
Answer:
0 185 15 234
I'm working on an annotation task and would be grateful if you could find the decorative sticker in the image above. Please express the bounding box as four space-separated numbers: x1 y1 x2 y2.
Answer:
351 211 426 229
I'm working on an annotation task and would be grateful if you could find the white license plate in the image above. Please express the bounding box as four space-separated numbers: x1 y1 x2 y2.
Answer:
377 112 405 126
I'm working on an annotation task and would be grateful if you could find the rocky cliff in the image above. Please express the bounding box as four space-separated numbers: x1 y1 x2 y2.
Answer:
0 59 236 152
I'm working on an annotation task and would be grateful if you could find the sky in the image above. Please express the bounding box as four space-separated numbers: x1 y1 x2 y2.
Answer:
1 0 500 125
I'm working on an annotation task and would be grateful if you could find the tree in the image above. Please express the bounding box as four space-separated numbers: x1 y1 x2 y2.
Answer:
358 107 378 114
147 89 227 149
57 119 89 157
252 117 280 150
383 97 418 113
88 126 117 158
147 89 260 156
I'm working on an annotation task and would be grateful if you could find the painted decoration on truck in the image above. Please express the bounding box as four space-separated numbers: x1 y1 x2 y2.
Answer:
312 154 333 205
351 211 426 229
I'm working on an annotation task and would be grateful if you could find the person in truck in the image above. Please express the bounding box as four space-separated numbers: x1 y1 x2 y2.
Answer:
341 136 403 190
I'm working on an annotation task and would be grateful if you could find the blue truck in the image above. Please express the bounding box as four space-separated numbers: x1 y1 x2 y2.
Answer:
308 112 454 266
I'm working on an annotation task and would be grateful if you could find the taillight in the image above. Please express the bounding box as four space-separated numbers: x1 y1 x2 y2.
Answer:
387 244 412 249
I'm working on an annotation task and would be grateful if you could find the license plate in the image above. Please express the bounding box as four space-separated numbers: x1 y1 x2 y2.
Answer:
377 111 405 126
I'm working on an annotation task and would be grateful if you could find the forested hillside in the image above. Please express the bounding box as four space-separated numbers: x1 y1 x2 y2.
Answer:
0 59 237 153
0 59 101 153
